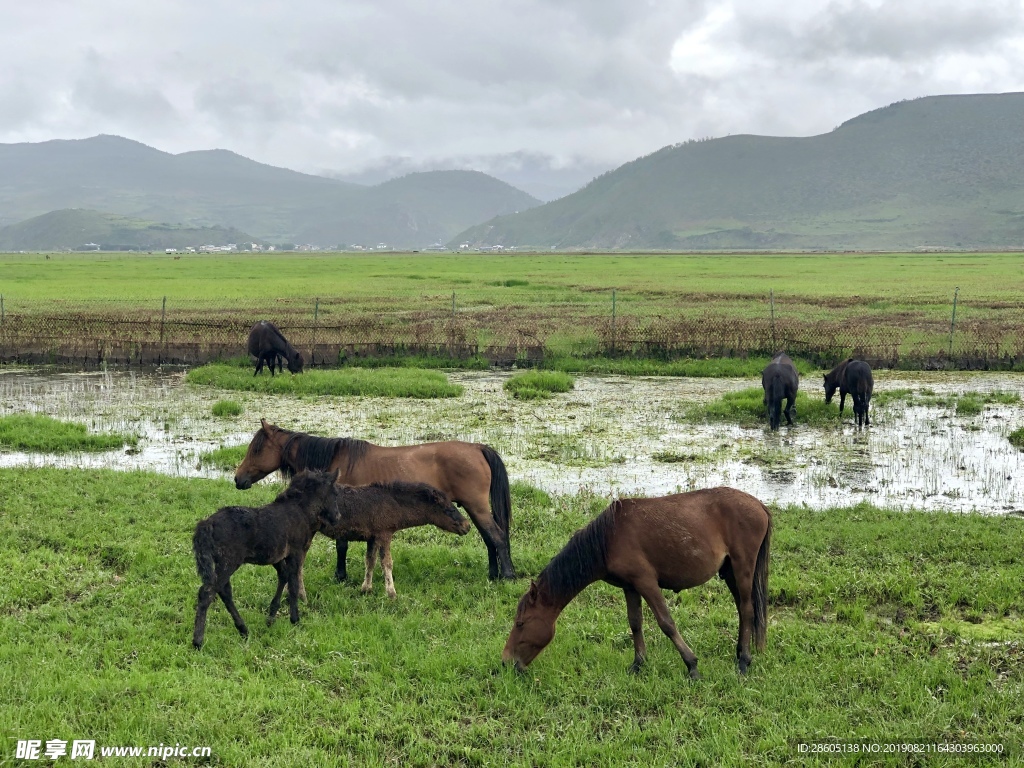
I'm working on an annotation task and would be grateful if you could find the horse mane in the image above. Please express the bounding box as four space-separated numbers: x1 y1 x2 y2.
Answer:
538 502 617 602
262 321 290 346
280 430 370 477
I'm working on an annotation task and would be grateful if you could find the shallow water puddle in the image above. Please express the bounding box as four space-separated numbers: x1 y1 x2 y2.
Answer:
1 367 1022 514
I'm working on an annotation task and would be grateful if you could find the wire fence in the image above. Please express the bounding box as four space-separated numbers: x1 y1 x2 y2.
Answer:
0 289 1021 369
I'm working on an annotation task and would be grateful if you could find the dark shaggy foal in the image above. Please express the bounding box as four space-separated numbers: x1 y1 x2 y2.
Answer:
319 481 472 599
191 470 341 649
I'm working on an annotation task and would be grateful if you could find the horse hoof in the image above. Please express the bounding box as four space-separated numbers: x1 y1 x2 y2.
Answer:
266 616 276 627
192 640 203 650
688 667 701 681
627 661 644 675
334 571 347 583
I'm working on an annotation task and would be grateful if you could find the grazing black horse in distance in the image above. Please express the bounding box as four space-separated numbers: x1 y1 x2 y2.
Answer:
761 352 798 430
824 358 874 427
247 321 304 376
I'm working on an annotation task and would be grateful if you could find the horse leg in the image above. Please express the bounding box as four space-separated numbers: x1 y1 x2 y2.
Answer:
217 578 248 639
295 561 307 603
720 559 755 674
267 561 288 625
192 584 217 649
864 397 871 426
361 536 378 593
839 389 847 415
463 495 516 580
624 587 647 674
379 533 397 599
285 555 302 624
784 396 794 425
334 538 350 582
635 580 700 679
254 356 264 376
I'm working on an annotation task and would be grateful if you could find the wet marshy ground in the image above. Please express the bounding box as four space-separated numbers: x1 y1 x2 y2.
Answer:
1 366 1022 514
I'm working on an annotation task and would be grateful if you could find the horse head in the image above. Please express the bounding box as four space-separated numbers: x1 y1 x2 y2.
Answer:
234 419 288 489
286 349 305 374
502 580 558 672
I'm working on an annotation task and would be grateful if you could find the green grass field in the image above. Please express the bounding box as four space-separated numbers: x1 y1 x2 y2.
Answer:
1 251 1020 302
2 251 1023 367
2 468 1022 765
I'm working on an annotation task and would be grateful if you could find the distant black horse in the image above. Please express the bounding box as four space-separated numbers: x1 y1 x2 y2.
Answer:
247 321 304 376
824 358 874 427
761 352 798 430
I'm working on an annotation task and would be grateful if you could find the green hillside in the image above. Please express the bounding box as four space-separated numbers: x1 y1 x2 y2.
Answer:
0 209 257 251
453 93 1024 250
0 136 540 247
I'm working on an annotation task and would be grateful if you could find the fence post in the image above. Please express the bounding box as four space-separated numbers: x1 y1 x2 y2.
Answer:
611 288 617 356
948 286 959 357
770 289 776 351
313 298 320 367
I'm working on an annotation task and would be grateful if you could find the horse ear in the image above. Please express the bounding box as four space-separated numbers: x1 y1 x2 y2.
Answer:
260 418 269 432
527 580 538 602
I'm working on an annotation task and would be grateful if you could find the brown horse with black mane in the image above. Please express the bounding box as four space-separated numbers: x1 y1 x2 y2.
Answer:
502 487 771 678
234 420 516 584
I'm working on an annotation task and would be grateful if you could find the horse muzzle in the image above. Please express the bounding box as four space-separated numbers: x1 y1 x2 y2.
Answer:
234 476 253 490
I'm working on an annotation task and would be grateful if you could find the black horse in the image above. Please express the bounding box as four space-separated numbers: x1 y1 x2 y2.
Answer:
824 358 874 427
761 352 798 430
247 321 304 376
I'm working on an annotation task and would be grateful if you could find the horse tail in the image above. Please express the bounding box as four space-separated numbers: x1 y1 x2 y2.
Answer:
193 521 217 587
482 445 512 536
752 505 772 651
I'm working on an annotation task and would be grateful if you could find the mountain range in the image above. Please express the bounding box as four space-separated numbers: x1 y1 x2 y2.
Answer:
4 93 1024 252
453 93 1024 251
0 135 540 248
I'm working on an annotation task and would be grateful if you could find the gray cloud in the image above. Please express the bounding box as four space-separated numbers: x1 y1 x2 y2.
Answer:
1 0 1021 194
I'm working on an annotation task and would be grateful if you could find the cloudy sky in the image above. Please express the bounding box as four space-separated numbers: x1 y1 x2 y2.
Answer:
3 0 1023 197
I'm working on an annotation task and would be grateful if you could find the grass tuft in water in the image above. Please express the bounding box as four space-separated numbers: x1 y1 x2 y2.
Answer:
1008 427 1024 450
504 370 575 400
187 364 464 399
684 386 842 428
0 413 136 452
211 400 243 418
199 444 248 471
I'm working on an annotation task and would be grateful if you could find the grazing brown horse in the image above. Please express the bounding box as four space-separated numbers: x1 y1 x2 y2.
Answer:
322 482 472 598
192 470 342 649
234 420 516 583
502 487 771 678
762 352 799 430
824 358 874 427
